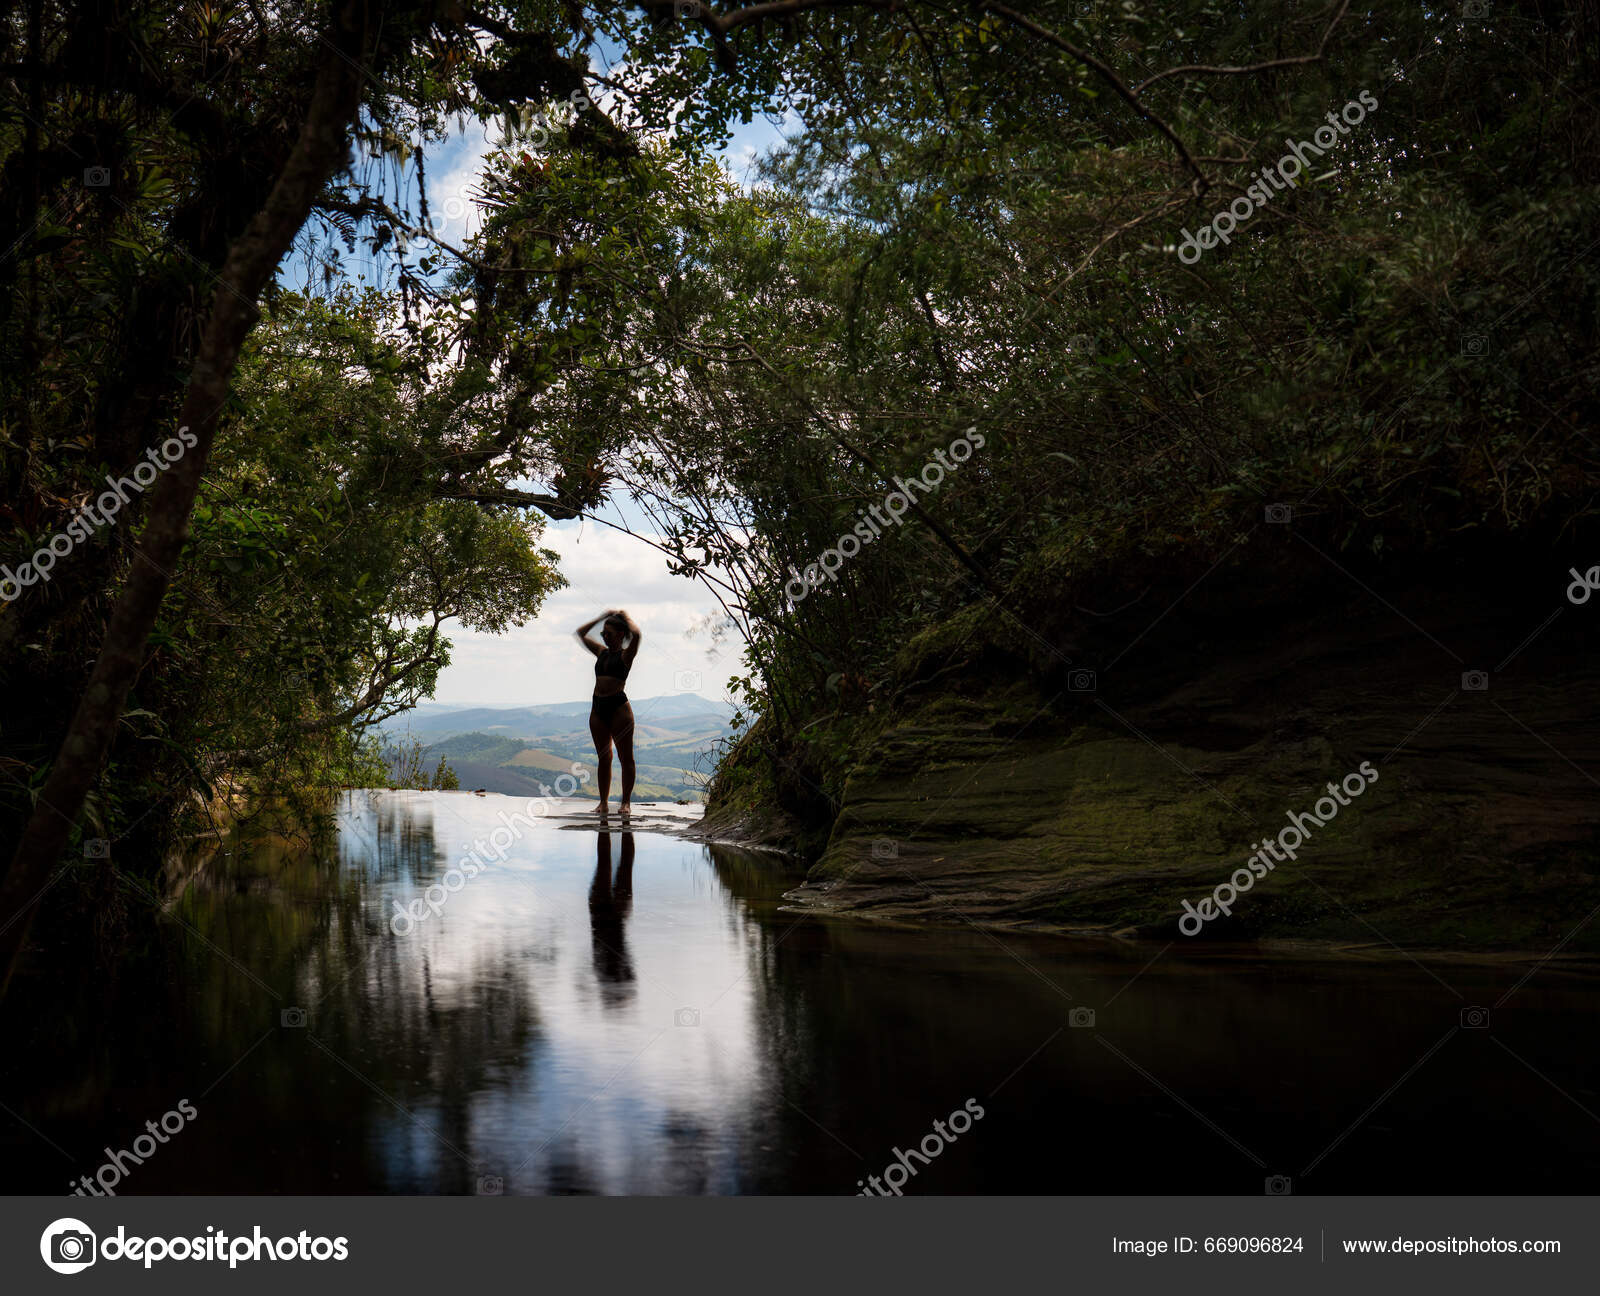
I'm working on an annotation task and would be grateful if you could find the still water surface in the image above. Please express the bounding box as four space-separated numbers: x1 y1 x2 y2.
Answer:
4 790 1598 1194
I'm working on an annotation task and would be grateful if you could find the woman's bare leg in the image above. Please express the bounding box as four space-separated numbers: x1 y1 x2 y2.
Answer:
588 711 613 814
612 702 636 814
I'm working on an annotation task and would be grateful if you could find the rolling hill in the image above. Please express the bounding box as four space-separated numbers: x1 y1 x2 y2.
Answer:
378 695 735 802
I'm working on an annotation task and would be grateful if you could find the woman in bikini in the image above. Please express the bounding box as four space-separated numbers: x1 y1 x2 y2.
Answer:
576 610 640 817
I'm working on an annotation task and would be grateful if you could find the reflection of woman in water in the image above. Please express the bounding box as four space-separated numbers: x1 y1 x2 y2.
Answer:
588 831 635 1004
576 610 640 817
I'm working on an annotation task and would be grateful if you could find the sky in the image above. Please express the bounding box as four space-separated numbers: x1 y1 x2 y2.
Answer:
438 502 739 708
306 84 798 709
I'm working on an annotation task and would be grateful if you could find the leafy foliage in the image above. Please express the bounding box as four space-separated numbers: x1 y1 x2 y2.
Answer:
2 0 1597 885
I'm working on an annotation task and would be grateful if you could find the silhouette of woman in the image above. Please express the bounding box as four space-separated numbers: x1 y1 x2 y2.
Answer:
576 610 640 817
588 831 635 1005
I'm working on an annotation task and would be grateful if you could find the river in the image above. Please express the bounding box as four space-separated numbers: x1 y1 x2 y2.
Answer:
2 789 1597 1195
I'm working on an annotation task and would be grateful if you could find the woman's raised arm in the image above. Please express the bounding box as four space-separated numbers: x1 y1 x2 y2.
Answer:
619 611 642 665
576 612 607 656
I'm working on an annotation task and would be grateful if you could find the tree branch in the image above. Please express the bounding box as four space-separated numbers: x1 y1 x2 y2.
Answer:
979 2 1210 196
1132 0 1352 95
435 486 568 512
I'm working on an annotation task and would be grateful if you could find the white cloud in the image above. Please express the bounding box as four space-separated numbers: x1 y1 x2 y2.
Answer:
431 516 737 706
423 123 500 245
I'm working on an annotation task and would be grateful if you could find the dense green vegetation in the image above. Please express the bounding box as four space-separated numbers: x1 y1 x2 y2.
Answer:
3 1 1597 975
458 1 1600 839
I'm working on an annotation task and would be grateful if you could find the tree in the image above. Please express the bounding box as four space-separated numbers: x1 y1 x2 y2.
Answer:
8 0 1592 992
0 0 963 990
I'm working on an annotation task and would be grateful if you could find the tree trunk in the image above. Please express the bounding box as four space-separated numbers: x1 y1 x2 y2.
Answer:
0 3 376 996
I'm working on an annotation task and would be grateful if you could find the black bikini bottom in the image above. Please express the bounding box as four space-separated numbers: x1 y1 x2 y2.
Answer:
591 692 629 725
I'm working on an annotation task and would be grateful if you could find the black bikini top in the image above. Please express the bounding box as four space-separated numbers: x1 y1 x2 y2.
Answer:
595 647 631 681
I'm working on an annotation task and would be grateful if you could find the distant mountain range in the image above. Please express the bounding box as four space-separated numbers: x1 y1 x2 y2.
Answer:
377 695 737 802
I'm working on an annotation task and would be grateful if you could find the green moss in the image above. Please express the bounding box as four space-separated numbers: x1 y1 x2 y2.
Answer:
790 683 1600 953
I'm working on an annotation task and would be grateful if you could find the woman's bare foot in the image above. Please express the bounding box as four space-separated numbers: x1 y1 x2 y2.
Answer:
593 801 609 816
618 802 631 818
